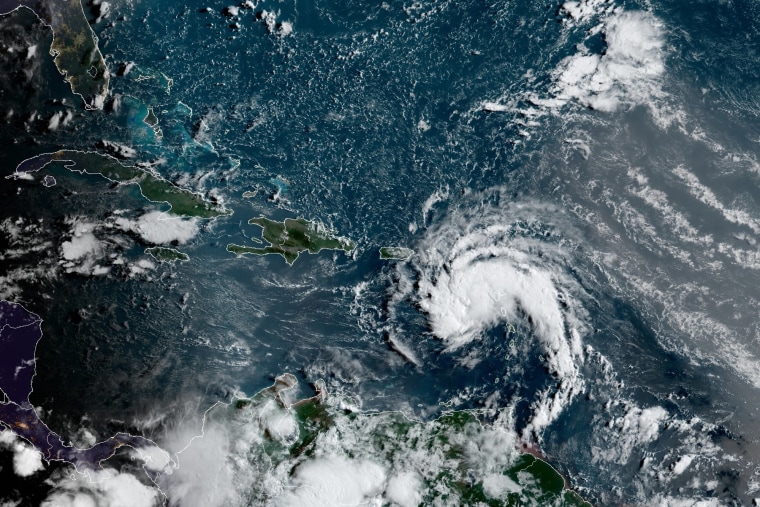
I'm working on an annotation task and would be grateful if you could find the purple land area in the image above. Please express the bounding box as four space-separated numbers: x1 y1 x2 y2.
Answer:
0 301 165 477
13 152 55 175
0 1 45 18
0 301 41 407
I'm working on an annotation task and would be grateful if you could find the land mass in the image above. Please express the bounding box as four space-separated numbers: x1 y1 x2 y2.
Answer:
12 150 229 219
143 107 163 139
0 0 109 109
379 246 414 260
0 301 170 479
205 375 592 506
227 216 355 265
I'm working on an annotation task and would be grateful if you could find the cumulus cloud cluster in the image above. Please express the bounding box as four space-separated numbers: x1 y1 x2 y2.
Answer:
113 211 199 245
139 376 535 507
60 219 107 275
483 3 668 123
591 405 669 465
0 430 44 477
399 198 589 439
534 9 666 113
277 456 386 507
0 429 173 506
0 208 198 296
54 211 200 278
0 217 57 299
40 468 161 507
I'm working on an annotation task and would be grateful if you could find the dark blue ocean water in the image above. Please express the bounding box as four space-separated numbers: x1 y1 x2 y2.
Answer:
3 0 760 504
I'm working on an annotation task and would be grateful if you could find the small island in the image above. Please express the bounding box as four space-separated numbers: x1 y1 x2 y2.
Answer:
379 246 414 260
145 247 190 263
13 150 230 219
227 216 355 265
143 107 163 139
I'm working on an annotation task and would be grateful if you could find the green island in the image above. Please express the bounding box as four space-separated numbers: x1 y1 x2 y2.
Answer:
5 1 110 109
379 246 414 260
14 150 229 219
145 247 189 263
227 217 355 265
207 375 592 506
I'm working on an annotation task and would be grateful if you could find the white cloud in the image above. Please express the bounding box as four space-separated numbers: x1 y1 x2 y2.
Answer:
592 406 668 465
142 374 573 506
98 140 137 159
482 8 670 126
626 167 713 247
671 454 694 476
672 165 760 235
59 218 110 276
13 171 34 181
258 400 298 444
61 222 101 261
421 186 449 225
559 0 614 25
41 493 98 507
648 495 723 507
91 0 111 23
279 21 293 37
41 469 161 507
482 473 521 498
114 211 199 245
276 456 386 507
70 428 98 448
155 425 236 507
122 368 622 507
592 405 668 465
12 442 43 477
132 445 173 475
385 472 422 507
61 110 74 127
402 199 589 439
0 430 44 477
48 111 63 131
0 218 48 256
260 10 277 34
0 431 16 445
544 10 666 113
129 258 156 276
0 266 54 300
